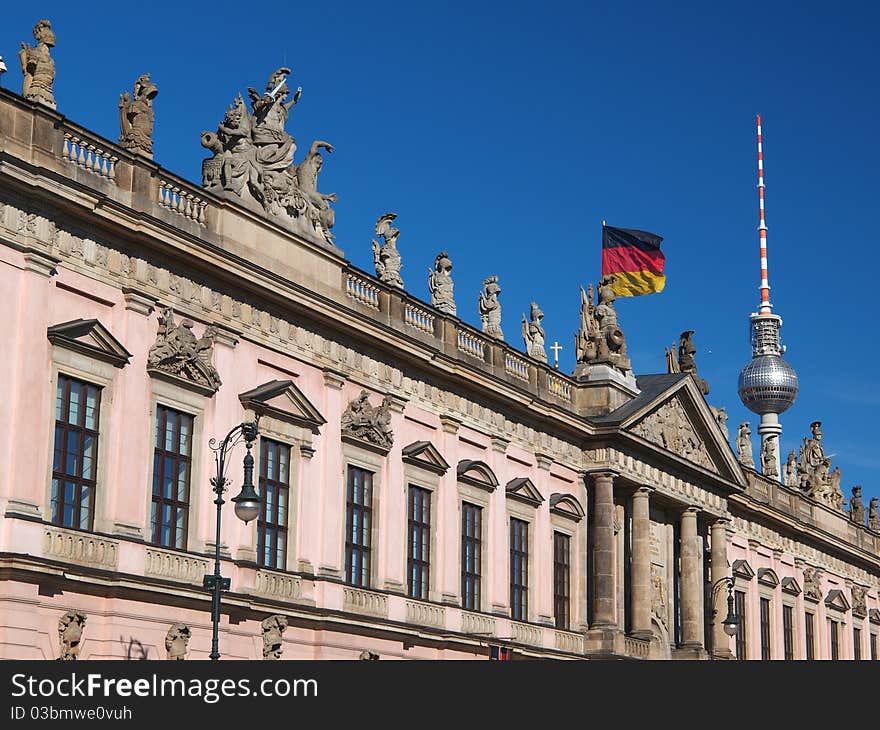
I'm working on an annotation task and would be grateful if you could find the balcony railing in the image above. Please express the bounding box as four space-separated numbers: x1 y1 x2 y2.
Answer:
457 328 486 360
158 179 208 225
345 273 380 309
403 302 435 335
62 130 117 182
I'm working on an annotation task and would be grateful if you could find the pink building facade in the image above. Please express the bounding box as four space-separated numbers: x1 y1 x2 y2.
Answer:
1 86 879 661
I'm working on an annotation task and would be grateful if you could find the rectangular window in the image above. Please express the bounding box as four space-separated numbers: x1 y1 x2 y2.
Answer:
553 532 571 630
150 405 193 549
782 605 794 660
829 619 839 660
805 611 815 660
760 597 772 660
853 627 861 661
52 375 102 530
257 438 290 570
871 633 877 660
345 466 373 587
461 502 482 611
734 590 747 660
510 518 529 621
407 485 431 600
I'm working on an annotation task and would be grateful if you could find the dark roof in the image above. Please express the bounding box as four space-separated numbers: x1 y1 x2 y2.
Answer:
589 373 687 426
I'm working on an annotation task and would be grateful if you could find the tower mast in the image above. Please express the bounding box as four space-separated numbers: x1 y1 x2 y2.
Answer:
737 116 799 482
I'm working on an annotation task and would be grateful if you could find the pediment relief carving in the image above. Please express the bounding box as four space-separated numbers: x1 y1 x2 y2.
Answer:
402 441 450 475
457 460 499 492
147 307 221 395
340 390 393 454
47 319 131 368
239 379 325 434
629 396 718 474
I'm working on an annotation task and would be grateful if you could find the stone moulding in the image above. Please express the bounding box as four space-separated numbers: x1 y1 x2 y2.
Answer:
144 547 209 584
43 527 118 570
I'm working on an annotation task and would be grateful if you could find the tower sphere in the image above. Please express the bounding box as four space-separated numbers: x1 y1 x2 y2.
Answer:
738 354 799 415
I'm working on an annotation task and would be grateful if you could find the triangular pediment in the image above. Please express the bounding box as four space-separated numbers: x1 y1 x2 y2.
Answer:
505 477 544 507
781 576 802 596
618 376 745 486
757 568 780 588
824 589 850 612
402 441 450 475
869 608 880 625
732 559 755 581
549 493 585 522
457 460 499 492
239 380 326 434
47 319 131 368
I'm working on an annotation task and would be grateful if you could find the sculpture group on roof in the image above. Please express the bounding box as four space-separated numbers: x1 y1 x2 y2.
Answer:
574 277 631 376
200 67 337 247
372 213 404 288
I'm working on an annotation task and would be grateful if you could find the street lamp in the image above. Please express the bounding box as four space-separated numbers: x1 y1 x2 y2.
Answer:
708 576 740 658
204 417 260 660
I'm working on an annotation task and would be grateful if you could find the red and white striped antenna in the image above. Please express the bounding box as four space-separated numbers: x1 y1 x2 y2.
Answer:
756 115 772 314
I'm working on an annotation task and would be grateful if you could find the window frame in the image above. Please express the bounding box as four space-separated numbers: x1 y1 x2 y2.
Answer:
759 596 772 660
553 530 572 630
344 464 374 588
805 610 816 660
734 589 747 660
51 374 102 531
782 603 795 660
150 404 194 551
829 618 840 660
256 437 292 571
406 484 432 601
509 516 530 622
460 501 483 612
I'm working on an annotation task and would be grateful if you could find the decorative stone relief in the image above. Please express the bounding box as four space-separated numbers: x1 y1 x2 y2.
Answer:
147 307 221 393
118 73 158 156
521 302 547 362
371 213 403 288
736 422 754 468
851 585 867 618
631 398 715 472
358 650 380 660
802 567 823 602
650 564 668 629
200 67 337 246
427 251 456 315
340 390 393 450
261 615 288 660
19 19 56 109
58 610 86 660
165 623 190 660
478 276 503 340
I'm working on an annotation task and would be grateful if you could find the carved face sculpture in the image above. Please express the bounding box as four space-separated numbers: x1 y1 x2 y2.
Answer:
34 20 56 47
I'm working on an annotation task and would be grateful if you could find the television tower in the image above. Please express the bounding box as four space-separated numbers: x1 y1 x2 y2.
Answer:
738 116 799 480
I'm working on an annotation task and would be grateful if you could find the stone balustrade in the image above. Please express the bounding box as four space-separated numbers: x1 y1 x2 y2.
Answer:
158 179 207 225
403 302 435 335
554 629 584 654
43 526 118 570
144 546 209 584
343 586 388 618
624 635 650 659
547 371 572 401
253 569 302 600
505 352 530 382
510 620 543 647
62 130 117 182
345 273 380 309
405 600 446 628
461 611 496 636
457 328 486 360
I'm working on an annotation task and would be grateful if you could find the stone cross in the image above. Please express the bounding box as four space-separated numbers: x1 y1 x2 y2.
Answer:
550 341 563 370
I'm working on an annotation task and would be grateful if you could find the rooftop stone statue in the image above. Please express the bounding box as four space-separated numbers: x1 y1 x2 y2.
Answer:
200 67 337 247
521 302 547 362
371 213 404 288
58 609 86 660
736 422 754 468
427 251 456 315
574 277 631 376
18 19 56 109
118 73 158 157
479 276 503 340
666 330 709 395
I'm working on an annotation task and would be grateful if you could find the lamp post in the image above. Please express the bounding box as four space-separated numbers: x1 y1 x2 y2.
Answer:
708 576 740 659
204 417 261 661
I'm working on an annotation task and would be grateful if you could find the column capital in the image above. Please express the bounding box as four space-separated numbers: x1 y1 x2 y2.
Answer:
681 505 701 517
322 369 346 389
711 516 731 529
584 467 620 480
633 485 655 497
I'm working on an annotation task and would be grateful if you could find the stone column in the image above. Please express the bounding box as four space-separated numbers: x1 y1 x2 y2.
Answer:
630 486 653 639
679 507 704 650
590 471 617 628
710 518 732 658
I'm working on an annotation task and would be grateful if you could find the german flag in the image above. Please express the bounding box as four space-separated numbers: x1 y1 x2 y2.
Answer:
602 225 666 297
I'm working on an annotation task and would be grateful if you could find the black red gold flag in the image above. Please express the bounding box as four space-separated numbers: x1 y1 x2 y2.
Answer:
601 225 666 297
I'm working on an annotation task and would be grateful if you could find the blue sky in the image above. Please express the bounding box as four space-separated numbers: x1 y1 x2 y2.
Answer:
2 1 878 503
